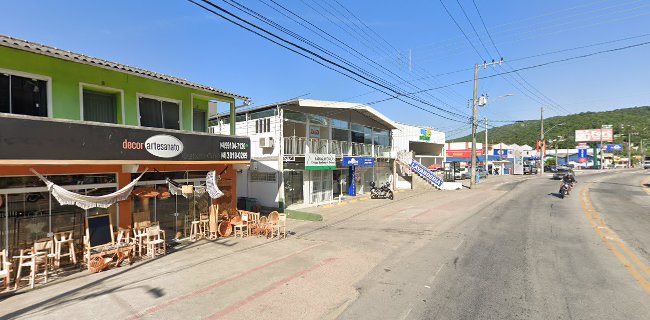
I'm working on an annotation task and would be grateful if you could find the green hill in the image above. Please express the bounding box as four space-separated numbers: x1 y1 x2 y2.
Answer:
452 106 650 150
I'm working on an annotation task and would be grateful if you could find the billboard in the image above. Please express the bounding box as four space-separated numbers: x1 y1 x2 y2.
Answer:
575 129 613 142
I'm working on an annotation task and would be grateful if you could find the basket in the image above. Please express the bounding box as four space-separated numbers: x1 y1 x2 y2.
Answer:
89 256 113 273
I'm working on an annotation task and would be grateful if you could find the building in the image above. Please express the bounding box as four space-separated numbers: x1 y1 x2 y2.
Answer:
391 123 445 189
0 34 251 256
210 99 397 209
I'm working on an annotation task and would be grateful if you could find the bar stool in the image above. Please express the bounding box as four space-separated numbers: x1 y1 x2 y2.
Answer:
189 220 202 242
53 231 77 268
199 212 210 239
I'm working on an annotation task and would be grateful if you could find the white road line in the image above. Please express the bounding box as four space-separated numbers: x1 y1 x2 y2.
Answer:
453 239 465 251
428 264 445 284
398 303 414 320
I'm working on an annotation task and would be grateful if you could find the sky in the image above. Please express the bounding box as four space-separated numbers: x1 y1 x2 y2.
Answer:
2 0 649 139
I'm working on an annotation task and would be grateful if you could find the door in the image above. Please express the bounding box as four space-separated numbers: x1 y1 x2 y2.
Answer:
283 170 304 207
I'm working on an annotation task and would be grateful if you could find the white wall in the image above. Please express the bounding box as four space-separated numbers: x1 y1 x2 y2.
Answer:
392 123 445 155
235 160 281 208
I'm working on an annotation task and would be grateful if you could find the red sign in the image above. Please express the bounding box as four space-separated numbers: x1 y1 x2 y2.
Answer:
575 129 613 142
578 158 588 163
446 149 485 158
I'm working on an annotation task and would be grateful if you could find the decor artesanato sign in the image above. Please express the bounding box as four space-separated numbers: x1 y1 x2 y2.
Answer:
305 153 336 170
144 135 184 158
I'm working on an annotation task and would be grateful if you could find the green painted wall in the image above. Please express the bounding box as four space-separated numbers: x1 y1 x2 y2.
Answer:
0 46 235 131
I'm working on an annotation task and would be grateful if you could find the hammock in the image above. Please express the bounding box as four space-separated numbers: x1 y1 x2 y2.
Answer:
206 171 224 199
31 169 147 210
166 177 207 198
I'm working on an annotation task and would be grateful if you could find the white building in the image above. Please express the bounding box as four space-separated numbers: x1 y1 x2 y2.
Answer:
392 123 446 168
209 99 398 210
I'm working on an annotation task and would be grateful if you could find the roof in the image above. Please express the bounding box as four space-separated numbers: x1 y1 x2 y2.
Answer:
0 34 250 102
219 99 398 130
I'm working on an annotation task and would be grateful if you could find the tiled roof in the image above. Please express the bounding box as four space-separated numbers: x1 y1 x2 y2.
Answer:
0 34 250 102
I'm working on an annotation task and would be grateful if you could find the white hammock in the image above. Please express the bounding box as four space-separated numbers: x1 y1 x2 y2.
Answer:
206 171 224 199
31 169 147 210
166 177 207 198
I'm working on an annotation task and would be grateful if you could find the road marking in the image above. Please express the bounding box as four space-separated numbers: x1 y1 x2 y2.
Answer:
453 239 464 251
428 264 445 284
207 258 337 319
127 243 322 319
580 186 650 295
398 303 414 320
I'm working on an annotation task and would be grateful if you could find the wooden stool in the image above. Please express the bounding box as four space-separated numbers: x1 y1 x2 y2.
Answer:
199 213 210 239
189 221 202 242
53 231 77 268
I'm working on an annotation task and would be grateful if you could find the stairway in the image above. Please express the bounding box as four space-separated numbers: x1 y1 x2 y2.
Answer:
396 152 462 191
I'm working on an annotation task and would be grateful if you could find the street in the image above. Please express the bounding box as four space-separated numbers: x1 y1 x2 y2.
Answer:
2 171 650 319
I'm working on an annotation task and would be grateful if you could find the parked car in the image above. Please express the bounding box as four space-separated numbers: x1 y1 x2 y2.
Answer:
454 168 467 180
461 167 488 179
523 164 538 175
552 167 573 179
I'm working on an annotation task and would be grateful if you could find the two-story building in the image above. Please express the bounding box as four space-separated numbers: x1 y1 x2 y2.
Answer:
210 99 397 209
0 34 251 256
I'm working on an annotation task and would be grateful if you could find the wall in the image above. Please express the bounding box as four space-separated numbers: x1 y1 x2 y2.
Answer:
0 46 235 131
235 160 280 208
392 123 445 155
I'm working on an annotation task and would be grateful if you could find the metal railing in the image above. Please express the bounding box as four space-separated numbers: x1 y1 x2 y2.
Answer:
283 136 391 157
283 136 306 155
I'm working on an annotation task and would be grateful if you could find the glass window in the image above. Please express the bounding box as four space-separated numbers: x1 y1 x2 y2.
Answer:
331 119 349 129
332 128 349 141
350 123 364 132
374 129 390 146
139 97 180 130
308 114 328 126
83 90 117 124
0 74 48 117
284 110 307 122
364 127 372 144
193 109 207 132
235 114 246 122
249 108 275 120
221 116 230 125
351 131 364 143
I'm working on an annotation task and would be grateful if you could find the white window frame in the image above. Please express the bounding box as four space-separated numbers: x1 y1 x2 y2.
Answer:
190 93 216 132
136 93 183 130
0 67 53 118
79 82 125 124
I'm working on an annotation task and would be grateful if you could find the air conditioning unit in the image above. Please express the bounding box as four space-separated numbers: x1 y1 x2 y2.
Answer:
259 137 274 148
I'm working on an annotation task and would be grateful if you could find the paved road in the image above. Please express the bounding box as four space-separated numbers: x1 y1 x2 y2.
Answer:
339 170 650 319
3 171 649 319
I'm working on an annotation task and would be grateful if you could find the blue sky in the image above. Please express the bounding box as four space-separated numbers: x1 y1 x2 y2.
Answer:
2 0 649 138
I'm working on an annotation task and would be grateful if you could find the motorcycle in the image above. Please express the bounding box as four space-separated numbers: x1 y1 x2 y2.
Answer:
559 182 574 199
370 181 394 200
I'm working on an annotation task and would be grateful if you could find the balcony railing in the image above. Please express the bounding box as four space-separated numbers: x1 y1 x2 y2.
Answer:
283 136 391 157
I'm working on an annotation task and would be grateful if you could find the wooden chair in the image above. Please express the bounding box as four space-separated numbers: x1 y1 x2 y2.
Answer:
53 231 77 268
233 213 248 238
268 211 280 238
0 249 12 291
15 239 54 289
254 216 272 238
132 227 148 257
272 214 287 239
146 225 166 258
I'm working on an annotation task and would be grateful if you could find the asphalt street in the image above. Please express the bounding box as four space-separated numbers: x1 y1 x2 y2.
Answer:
2 171 649 319
338 170 650 320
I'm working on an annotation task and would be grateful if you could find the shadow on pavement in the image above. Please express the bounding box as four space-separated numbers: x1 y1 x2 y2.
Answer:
548 193 565 199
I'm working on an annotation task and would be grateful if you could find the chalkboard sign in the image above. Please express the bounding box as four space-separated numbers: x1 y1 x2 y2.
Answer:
86 214 114 248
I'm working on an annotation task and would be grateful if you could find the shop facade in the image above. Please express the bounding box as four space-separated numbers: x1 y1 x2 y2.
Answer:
0 34 250 257
210 99 397 209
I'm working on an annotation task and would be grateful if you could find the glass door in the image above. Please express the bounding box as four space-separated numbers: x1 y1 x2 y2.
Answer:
283 170 304 207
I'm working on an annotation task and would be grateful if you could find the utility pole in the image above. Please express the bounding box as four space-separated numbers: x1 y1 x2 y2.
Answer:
600 125 604 170
628 131 632 168
470 59 503 188
539 107 544 175
485 117 489 172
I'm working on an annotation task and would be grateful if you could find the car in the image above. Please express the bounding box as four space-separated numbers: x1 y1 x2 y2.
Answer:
461 167 488 180
552 167 573 179
523 164 538 175
454 168 467 180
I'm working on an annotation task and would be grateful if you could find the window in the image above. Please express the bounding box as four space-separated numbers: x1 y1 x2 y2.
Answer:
332 128 349 141
331 119 349 129
364 126 372 144
308 114 328 126
193 109 207 132
83 90 117 124
138 97 180 130
374 129 390 146
235 114 247 122
351 131 364 143
249 108 275 120
284 110 307 122
0 73 48 117
249 172 277 183
256 118 271 133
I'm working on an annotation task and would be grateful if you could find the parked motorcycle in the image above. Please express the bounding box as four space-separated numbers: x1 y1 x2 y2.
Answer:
370 181 394 200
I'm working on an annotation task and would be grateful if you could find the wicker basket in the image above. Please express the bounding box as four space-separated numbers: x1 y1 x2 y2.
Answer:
89 256 113 273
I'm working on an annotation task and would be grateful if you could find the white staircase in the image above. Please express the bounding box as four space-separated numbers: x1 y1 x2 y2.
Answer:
396 151 462 191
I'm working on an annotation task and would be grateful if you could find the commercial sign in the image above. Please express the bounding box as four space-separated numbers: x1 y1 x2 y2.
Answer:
342 156 375 167
305 153 336 170
575 128 613 142
446 149 485 158
0 115 250 162
409 160 444 188
309 127 321 139
513 150 524 175
419 128 432 141
598 144 624 152
578 148 588 163
493 149 511 157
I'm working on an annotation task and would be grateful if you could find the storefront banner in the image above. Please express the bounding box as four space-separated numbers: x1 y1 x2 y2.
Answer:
305 153 336 170
0 114 250 162
348 166 357 196
342 156 375 167
446 149 485 158
575 128 613 142
513 150 524 175
409 160 444 188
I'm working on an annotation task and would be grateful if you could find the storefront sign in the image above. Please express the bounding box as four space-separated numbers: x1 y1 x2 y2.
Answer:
309 127 321 138
342 156 375 167
0 114 250 162
575 128 613 142
419 128 432 141
409 160 444 188
513 150 524 175
348 166 357 196
446 149 485 158
305 153 336 170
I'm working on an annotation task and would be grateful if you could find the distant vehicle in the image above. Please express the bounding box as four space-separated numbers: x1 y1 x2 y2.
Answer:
455 168 467 180
644 156 650 169
462 167 487 180
523 164 538 175
553 167 573 180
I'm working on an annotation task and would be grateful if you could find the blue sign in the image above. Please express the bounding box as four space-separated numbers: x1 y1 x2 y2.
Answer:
578 148 588 159
598 144 623 152
409 160 444 188
493 149 511 157
342 156 375 167
348 166 356 196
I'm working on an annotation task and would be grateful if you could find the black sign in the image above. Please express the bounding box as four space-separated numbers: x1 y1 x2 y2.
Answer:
0 115 250 162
